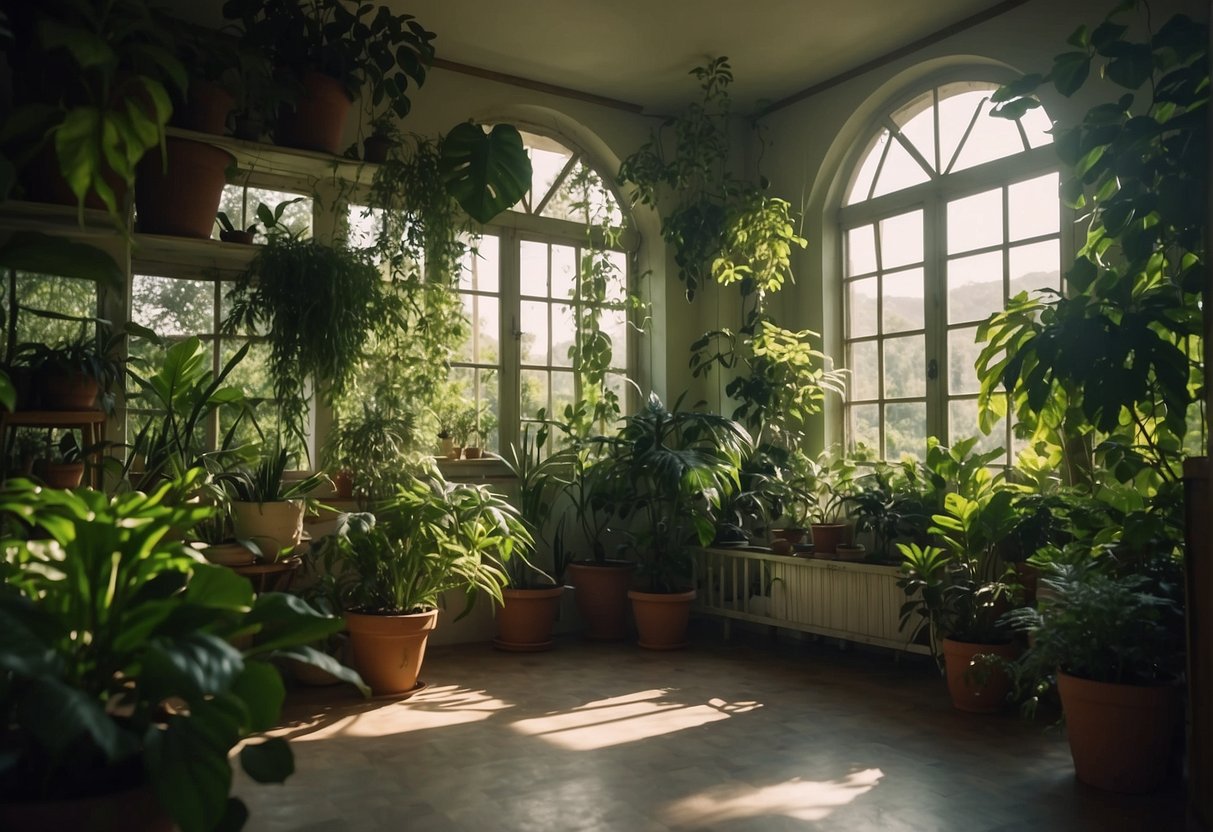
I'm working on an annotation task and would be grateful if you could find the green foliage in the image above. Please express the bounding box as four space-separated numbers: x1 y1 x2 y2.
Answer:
593 394 752 592
980 4 1207 491
222 443 325 503
224 236 405 447
2 2 186 225
501 421 572 586
313 464 532 616
15 321 135 413
0 473 360 832
222 0 436 119
439 122 533 224
1005 555 1184 712
321 403 416 504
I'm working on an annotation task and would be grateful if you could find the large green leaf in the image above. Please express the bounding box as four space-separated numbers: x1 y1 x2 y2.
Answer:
0 231 124 289
230 660 285 732
18 678 137 761
242 592 346 654
439 122 532 224
146 703 241 832
268 644 370 696
239 737 294 784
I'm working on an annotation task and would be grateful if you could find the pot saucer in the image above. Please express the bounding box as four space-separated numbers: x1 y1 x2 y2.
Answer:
369 680 428 701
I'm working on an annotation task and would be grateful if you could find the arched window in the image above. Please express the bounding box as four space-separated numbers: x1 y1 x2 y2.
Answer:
840 80 1060 463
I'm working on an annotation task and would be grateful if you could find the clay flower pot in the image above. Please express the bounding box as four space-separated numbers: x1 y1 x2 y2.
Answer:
200 541 257 567
567 560 635 641
136 138 234 238
771 527 807 546
277 71 353 155
1057 671 1180 793
810 523 850 556
37 460 85 489
171 79 235 135
494 586 564 652
220 229 255 244
463 446 483 460
344 608 438 696
629 589 697 650
941 638 1019 713
331 469 355 499
363 134 394 163
41 372 99 410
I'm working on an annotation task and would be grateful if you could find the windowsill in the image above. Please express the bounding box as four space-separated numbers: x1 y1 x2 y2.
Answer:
435 455 513 481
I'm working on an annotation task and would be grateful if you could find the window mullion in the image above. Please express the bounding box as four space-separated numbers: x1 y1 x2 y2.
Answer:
924 196 948 444
498 229 521 451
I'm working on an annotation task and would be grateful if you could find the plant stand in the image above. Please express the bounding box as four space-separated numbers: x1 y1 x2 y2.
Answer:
229 556 302 594
0 409 106 488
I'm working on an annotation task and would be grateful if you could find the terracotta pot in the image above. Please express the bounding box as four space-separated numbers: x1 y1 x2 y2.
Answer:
220 229 255 244
37 460 85 489
941 638 1018 713
464 447 483 460
629 589 696 650
568 560 635 641
231 499 304 561
0 783 173 832
331 469 354 499
172 79 234 135
450 446 463 461
22 143 128 212
277 71 353 155
363 134 394 163
835 543 867 562
200 541 257 567
810 523 850 555
1057 671 1180 793
41 372 99 410
494 586 564 652
135 138 234 238
344 608 438 696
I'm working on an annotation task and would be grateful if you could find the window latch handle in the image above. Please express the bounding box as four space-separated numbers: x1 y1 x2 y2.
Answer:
927 358 939 380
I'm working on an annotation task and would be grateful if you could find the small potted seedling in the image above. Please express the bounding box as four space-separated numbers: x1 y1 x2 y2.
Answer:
363 113 402 163
34 431 87 489
216 193 305 244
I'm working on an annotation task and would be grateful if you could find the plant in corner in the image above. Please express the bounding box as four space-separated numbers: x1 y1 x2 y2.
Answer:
312 462 531 695
0 471 363 832
594 394 751 649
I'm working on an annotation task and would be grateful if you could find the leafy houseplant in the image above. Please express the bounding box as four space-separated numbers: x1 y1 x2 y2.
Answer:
32 429 87 488
1006 555 1184 792
18 324 126 412
222 444 326 562
216 195 305 244
224 235 405 445
313 464 531 693
594 394 750 648
222 0 436 154
0 473 363 832
320 403 415 504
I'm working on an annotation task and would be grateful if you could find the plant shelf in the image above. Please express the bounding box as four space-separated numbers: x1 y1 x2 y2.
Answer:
166 127 380 184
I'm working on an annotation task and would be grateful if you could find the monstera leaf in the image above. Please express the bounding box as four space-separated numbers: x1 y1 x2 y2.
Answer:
439 122 531 224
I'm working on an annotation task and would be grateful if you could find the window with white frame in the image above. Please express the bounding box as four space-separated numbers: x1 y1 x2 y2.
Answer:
841 80 1061 463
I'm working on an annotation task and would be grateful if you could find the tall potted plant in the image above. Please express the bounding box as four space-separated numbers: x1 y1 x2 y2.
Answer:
0 472 363 832
313 464 530 695
596 394 750 649
496 423 570 651
1006 555 1184 792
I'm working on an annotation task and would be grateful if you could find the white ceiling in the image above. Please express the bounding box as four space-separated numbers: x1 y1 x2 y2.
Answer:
394 0 1012 111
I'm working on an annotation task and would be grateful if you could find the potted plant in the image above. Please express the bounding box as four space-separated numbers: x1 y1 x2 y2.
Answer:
223 0 436 155
222 444 326 562
0 472 364 832
1005 554 1184 792
3 2 185 225
32 430 86 488
496 423 570 651
170 21 241 135
313 463 531 695
216 195 305 244
321 403 415 504
804 448 857 556
17 325 125 412
135 139 235 239
595 394 751 649
897 485 1023 712
188 497 263 567
363 112 402 163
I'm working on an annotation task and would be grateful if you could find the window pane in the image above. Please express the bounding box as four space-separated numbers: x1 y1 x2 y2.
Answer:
347 205 383 251
462 295 499 365
552 370 575 420
952 97 1027 173
216 186 312 242
891 93 937 172
882 268 924 334
948 326 982 395
871 136 930 198
848 340 879 401
1021 107 1054 149
476 367 500 452
947 188 1002 254
1010 240 1061 299
15 274 96 344
880 210 923 270
938 87 989 172
948 398 1006 459
885 402 926 460
464 235 500 293
223 339 275 402
551 244 576 300
849 404 880 452
133 275 213 336
847 277 877 338
522 131 574 211
947 251 1003 324
1008 173 1060 241
520 369 547 420
520 240 548 297
847 225 877 276
883 335 925 398
846 132 886 205
603 250 627 303
520 300 548 365
552 303 574 368
541 160 622 225
602 308 628 367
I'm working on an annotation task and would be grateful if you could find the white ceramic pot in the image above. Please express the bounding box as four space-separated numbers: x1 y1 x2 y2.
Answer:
231 499 304 561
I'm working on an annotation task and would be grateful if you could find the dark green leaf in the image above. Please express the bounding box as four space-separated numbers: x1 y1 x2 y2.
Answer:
230 660 285 732
1104 43 1154 88
439 122 532 224
239 737 294 784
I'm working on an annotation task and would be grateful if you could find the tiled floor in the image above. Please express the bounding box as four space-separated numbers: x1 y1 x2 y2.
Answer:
235 627 1188 831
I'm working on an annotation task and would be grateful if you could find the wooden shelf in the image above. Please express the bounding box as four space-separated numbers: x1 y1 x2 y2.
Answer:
133 232 258 273
1 409 106 427
166 127 379 184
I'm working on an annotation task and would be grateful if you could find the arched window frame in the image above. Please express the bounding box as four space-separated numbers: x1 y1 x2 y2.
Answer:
836 71 1069 463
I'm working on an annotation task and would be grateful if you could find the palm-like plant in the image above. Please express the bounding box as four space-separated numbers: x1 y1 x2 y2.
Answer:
595 394 751 593
501 421 572 587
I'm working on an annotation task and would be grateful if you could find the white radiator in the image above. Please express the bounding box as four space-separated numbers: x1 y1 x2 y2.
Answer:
693 547 929 654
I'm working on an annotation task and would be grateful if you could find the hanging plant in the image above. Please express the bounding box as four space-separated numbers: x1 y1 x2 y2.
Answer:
224 236 406 445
